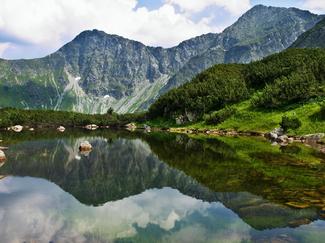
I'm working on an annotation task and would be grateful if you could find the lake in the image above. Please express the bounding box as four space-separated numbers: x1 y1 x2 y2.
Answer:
0 129 325 243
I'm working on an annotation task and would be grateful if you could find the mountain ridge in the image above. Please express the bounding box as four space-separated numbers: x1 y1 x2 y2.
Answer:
0 5 322 113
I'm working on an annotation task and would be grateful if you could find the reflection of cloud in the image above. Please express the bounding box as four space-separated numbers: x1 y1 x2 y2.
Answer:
1 176 324 242
0 176 251 242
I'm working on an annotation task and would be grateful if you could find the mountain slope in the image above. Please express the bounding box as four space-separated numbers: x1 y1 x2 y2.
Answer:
291 17 325 48
0 5 322 113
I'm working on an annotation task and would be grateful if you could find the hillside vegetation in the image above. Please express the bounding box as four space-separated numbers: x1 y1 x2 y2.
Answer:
148 48 325 134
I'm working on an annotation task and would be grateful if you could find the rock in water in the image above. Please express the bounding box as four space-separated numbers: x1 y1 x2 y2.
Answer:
11 125 23 133
57 126 66 132
125 123 137 131
85 124 99 130
79 141 92 151
144 124 151 133
0 150 6 162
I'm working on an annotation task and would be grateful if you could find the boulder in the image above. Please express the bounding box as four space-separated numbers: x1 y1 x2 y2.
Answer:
175 115 187 125
11 125 23 133
125 123 137 131
57 126 66 132
288 137 294 143
0 150 6 162
144 124 151 133
79 141 92 151
265 132 278 140
273 127 284 136
277 135 288 143
85 124 99 130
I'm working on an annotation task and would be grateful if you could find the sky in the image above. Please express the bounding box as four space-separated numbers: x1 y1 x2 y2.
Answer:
0 0 324 59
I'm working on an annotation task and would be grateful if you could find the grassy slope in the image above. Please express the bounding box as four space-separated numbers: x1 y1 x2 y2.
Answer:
176 98 325 135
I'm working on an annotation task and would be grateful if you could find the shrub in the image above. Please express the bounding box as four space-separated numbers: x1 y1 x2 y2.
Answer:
279 116 302 132
205 106 237 125
320 104 325 120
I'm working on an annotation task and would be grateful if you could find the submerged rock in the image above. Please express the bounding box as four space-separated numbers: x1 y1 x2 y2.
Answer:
57 126 66 132
79 141 92 151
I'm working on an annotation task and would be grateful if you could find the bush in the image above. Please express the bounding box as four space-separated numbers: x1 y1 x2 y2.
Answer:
279 116 302 132
251 72 320 108
205 106 237 125
320 104 325 120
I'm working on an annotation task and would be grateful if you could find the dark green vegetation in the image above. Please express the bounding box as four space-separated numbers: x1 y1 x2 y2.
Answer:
149 48 325 134
0 5 322 113
1 130 324 230
291 17 325 48
0 108 145 128
280 116 302 132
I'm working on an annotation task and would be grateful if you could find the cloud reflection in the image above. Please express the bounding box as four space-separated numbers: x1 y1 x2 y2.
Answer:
0 176 250 243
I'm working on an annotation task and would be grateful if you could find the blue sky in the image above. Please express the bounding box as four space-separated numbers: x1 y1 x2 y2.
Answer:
0 0 323 59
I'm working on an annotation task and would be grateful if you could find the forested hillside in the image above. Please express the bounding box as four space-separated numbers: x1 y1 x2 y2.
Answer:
149 49 325 124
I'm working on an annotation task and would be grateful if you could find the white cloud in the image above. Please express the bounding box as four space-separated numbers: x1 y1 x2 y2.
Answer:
165 0 251 16
302 0 325 13
0 0 226 59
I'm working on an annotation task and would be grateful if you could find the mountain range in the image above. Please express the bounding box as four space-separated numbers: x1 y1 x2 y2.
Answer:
0 5 323 113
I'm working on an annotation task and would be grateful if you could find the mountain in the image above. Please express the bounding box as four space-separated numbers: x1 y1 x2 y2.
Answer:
291 17 325 48
0 5 322 113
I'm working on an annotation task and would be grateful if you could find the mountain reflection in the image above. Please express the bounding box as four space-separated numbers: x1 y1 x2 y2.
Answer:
0 130 325 242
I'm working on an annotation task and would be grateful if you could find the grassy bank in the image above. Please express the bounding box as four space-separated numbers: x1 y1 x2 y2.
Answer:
185 99 325 135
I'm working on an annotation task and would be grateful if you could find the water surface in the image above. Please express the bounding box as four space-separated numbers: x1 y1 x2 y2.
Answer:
0 130 324 242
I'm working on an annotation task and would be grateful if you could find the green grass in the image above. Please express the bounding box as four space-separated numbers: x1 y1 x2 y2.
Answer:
184 98 325 135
